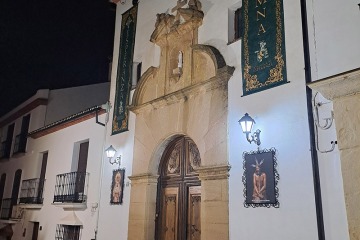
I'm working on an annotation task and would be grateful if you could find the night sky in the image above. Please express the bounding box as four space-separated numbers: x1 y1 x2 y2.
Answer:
0 0 116 117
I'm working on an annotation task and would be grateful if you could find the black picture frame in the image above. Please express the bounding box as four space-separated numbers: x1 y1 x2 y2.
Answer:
242 148 279 208
110 169 125 205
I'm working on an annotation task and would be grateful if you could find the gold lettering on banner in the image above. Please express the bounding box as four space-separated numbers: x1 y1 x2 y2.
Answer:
258 23 266 35
256 8 266 21
256 0 267 35
256 0 267 7
243 0 286 92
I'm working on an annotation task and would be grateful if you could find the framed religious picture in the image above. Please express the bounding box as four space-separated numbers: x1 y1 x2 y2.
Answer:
242 148 279 208
110 169 125 204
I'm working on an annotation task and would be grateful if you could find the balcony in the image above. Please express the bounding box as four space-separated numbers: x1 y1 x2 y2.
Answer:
0 198 12 220
53 172 89 207
19 178 45 205
13 133 27 154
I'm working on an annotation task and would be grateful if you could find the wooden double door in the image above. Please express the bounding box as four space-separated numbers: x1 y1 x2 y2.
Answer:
156 137 201 240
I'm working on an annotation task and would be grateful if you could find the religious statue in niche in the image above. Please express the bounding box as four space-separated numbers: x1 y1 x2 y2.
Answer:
172 0 202 25
243 148 279 208
172 51 183 77
150 0 203 42
110 169 125 204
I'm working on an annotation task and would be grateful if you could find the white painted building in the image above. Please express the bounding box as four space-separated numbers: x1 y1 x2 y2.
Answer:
0 83 109 239
1 0 360 240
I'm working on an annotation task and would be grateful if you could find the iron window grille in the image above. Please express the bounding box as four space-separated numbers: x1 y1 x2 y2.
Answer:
19 178 45 204
0 198 12 219
55 225 81 240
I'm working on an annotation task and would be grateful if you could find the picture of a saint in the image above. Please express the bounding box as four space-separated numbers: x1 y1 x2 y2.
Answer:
243 149 279 207
251 158 267 202
111 169 125 204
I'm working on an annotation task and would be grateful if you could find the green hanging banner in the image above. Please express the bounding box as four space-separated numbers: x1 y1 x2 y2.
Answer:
112 5 138 135
241 0 288 96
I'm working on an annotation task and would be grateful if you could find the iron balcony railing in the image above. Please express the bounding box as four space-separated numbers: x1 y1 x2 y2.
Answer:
53 172 89 203
0 198 12 219
19 178 45 204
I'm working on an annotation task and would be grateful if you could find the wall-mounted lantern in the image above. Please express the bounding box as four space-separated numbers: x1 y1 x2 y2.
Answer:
105 145 121 167
238 113 261 146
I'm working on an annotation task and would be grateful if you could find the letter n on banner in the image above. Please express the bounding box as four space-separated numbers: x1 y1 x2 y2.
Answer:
241 0 288 96
112 5 138 135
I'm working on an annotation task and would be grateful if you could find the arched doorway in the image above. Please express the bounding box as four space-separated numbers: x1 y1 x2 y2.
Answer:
155 136 201 240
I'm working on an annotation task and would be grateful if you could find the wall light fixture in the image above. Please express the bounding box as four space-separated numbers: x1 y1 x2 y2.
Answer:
238 113 261 146
105 145 121 167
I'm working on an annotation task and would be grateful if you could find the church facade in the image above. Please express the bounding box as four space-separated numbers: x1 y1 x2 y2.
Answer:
0 0 359 240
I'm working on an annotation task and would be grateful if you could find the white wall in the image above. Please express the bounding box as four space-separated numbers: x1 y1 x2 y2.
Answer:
307 0 360 80
305 1 359 239
0 114 108 240
94 3 140 238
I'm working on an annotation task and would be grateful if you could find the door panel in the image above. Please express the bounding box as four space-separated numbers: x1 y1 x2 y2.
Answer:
31 222 39 240
38 153 48 201
160 187 179 240
77 142 89 173
188 186 201 240
75 142 89 201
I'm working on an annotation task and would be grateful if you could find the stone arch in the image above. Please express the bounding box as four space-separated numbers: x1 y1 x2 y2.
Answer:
147 133 186 175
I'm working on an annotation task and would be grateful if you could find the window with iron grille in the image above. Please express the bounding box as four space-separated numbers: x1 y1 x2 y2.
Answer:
55 225 81 240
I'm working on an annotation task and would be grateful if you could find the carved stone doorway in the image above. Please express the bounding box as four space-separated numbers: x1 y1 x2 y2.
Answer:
156 136 201 240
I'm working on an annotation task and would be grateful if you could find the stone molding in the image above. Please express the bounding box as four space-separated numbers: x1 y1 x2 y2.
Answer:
128 173 159 184
130 65 234 114
307 67 360 100
197 164 231 180
150 4 204 46
192 44 226 70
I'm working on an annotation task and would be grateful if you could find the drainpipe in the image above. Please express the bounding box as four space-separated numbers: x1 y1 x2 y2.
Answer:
300 0 326 239
93 102 111 240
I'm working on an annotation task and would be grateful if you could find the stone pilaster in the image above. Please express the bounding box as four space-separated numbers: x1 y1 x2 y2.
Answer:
197 165 230 240
308 68 360 240
127 174 159 240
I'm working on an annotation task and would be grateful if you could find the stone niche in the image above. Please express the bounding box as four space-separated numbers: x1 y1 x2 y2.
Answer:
128 1 234 240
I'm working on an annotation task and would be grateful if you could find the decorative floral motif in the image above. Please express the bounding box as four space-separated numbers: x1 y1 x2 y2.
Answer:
189 142 201 172
165 195 177 203
192 195 201 203
167 147 181 174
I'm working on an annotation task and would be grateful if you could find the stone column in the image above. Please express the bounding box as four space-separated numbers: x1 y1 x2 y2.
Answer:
197 165 230 240
127 174 158 240
308 68 360 240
